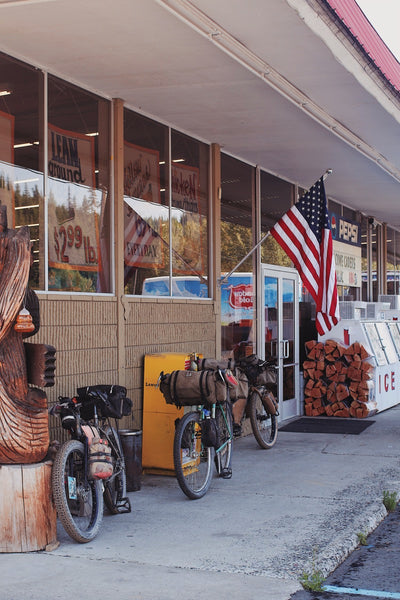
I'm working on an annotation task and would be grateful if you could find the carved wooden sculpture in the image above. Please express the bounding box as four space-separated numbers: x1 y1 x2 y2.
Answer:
0 206 49 463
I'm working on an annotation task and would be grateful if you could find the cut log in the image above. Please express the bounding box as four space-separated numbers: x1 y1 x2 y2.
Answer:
0 461 57 552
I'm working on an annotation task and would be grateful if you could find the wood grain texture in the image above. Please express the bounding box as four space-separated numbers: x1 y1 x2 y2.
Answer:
0 462 57 552
0 226 49 463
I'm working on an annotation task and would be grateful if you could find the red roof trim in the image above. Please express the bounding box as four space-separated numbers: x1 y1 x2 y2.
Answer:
323 0 400 92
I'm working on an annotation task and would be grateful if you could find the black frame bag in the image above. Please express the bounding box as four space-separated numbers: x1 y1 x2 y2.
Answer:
77 385 133 420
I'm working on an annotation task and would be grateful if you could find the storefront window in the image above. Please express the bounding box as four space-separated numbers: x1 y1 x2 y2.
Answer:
171 130 209 297
221 154 255 355
123 110 168 295
47 76 111 293
260 170 293 267
0 53 43 289
123 111 210 298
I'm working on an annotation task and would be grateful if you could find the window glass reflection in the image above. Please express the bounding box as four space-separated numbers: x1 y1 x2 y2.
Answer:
123 110 169 295
0 53 43 289
123 112 210 298
47 76 111 292
221 154 255 355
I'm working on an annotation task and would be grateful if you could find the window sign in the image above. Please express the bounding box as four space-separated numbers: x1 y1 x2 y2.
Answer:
330 213 362 288
48 124 101 291
333 240 362 288
123 142 164 270
171 163 203 276
124 142 161 205
124 197 165 269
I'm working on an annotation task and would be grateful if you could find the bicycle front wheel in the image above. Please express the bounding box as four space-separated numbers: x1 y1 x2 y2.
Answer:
249 389 278 449
102 427 128 514
173 411 213 500
215 401 233 473
52 439 104 543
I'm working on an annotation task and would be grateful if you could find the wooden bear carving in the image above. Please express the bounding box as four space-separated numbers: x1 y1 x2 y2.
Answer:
0 206 50 464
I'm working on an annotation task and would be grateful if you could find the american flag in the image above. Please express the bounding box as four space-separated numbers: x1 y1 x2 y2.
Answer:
270 177 340 335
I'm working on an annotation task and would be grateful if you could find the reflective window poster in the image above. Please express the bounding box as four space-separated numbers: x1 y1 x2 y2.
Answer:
171 161 203 276
48 123 102 292
123 141 164 272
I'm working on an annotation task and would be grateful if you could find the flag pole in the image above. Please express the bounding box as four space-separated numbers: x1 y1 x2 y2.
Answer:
219 169 333 285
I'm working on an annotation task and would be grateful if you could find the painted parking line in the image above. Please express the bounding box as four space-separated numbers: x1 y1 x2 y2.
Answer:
324 585 400 599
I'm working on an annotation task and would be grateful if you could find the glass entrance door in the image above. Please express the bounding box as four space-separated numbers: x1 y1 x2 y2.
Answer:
260 265 300 421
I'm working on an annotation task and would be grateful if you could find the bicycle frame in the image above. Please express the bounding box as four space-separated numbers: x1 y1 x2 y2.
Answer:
212 401 232 457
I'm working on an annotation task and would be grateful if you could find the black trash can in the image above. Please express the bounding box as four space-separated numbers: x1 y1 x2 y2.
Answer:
119 429 142 492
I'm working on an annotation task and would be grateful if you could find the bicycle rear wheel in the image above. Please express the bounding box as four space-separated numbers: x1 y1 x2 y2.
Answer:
52 439 104 543
249 389 278 449
173 411 213 500
102 426 130 514
215 401 233 474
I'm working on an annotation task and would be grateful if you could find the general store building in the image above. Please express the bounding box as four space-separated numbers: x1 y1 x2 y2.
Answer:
1 0 400 436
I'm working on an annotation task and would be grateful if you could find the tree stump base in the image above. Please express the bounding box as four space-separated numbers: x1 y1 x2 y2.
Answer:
0 461 58 552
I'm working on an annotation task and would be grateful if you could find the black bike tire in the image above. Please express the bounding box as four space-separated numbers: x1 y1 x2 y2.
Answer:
52 439 104 543
173 411 213 500
215 401 233 472
103 426 127 514
249 389 278 449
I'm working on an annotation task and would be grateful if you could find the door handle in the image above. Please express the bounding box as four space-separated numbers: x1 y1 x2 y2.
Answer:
282 340 289 359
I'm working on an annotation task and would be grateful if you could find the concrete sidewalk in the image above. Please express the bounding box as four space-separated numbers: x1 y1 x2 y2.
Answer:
2 405 400 600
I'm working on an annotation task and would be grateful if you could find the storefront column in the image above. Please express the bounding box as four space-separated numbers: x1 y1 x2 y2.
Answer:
378 223 387 296
211 143 221 358
113 98 126 385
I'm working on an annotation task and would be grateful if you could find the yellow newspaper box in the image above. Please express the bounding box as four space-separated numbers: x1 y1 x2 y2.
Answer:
143 352 198 474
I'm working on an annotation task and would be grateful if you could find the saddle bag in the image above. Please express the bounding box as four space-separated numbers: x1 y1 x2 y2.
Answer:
159 369 226 408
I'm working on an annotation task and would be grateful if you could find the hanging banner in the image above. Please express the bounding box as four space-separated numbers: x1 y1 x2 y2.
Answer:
333 240 362 288
124 141 161 205
124 199 164 269
123 142 163 268
48 124 100 283
329 213 362 288
171 163 203 275
0 110 14 223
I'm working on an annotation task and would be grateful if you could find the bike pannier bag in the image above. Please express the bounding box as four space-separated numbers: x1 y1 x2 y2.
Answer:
159 370 226 408
229 367 248 402
263 391 279 416
88 437 113 480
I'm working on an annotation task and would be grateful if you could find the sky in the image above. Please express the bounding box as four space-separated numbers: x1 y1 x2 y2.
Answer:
355 0 400 61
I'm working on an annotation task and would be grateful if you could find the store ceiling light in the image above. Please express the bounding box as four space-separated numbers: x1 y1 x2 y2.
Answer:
13 141 39 148
0 90 11 96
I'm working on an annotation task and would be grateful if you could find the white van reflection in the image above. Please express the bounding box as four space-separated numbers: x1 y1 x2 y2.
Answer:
142 276 209 298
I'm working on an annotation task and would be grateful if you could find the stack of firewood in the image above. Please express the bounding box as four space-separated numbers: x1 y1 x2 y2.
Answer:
303 339 377 418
